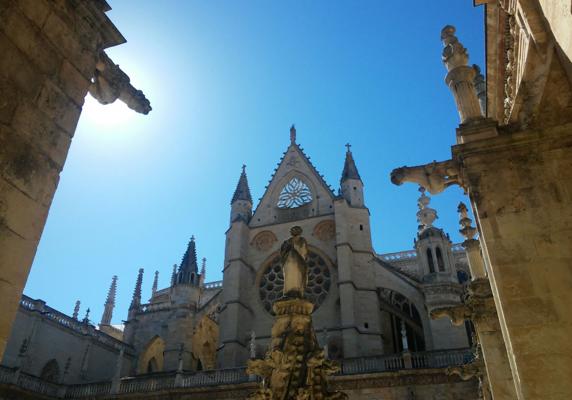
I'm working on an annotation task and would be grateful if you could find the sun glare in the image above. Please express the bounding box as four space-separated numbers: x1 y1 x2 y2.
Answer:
81 94 138 128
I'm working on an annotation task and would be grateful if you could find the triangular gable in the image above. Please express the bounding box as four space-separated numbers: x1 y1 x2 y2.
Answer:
251 143 335 227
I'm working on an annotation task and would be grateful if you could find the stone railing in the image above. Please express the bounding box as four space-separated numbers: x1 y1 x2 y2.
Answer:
0 350 473 398
339 348 473 375
204 280 223 290
65 381 112 398
0 365 61 398
379 250 418 262
379 244 465 263
340 353 404 374
411 348 474 369
19 295 131 353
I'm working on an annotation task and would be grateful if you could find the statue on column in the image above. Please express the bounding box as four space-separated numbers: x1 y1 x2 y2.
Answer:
247 227 347 400
280 226 309 298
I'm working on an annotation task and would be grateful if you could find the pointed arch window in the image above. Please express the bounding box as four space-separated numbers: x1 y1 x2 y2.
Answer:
426 248 435 273
436 247 445 272
277 178 313 209
40 359 60 383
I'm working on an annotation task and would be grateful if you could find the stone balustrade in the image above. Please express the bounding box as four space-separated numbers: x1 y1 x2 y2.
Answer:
379 244 465 263
204 280 223 289
18 295 132 353
0 349 474 398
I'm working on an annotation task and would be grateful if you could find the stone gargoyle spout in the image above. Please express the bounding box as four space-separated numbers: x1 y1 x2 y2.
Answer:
390 159 463 195
430 305 470 326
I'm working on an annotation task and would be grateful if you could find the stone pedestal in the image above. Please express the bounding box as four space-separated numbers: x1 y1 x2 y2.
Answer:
247 298 347 399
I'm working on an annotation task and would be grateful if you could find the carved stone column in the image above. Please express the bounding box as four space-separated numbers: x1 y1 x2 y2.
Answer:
441 26 483 124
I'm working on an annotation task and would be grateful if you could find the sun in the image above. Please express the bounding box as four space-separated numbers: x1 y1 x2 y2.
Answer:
81 94 137 128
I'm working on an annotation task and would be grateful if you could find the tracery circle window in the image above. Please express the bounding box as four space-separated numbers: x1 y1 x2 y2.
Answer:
259 251 331 314
277 178 313 209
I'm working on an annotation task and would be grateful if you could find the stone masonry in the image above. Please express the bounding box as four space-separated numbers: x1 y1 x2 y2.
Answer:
0 0 149 360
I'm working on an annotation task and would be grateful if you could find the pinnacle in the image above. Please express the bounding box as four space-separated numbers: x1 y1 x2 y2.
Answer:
231 165 253 204
340 144 361 183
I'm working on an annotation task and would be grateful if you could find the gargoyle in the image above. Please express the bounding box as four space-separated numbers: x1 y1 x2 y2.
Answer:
390 159 463 195
89 51 152 115
430 305 470 326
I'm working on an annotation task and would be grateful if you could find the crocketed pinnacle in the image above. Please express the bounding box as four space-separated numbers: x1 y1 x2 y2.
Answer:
100 275 117 325
231 164 253 204
177 236 198 284
152 271 159 295
129 268 144 310
340 143 361 183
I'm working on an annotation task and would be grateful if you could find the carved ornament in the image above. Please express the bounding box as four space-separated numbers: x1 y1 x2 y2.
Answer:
251 231 278 252
313 220 336 242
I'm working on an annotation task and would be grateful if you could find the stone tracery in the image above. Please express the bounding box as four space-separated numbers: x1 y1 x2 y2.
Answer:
259 251 332 314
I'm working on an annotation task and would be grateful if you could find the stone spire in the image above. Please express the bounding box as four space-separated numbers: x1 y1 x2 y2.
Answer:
231 164 253 204
340 143 361 183
129 268 144 311
176 237 198 285
416 186 438 231
72 300 81 320
441 25 483 123
170 264 177 287
290 124 296 144
152 271 159 296
100 275 117 325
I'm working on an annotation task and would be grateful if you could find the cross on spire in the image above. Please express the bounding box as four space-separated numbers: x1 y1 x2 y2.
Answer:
345 143 352 153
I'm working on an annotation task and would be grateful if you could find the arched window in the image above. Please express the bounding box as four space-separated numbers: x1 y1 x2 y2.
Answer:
40 359 60 383
378 289 426 353
426 248 435 273
436 247 445 272
147 357 158 373
138 336 165 374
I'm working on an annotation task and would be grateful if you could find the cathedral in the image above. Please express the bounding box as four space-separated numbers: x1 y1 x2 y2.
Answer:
1 0 570 399
0 126 477 398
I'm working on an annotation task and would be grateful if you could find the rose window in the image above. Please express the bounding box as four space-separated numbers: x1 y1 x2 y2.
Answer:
277 178 312 209
259 251 331 314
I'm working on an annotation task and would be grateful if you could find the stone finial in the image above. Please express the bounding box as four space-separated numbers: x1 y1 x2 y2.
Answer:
249 331 256 359
416 186 438 230
458 202 477 240
83 308 90 323
152 271 159 296
72 300 81 320
441 25 469 71
200 258 206 287
100 275 117 325
129 268 144 310
290 124 296 144
440 25 483 124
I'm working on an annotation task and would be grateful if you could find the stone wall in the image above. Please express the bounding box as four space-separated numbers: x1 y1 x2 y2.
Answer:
1 297 134 384
0 0 148 360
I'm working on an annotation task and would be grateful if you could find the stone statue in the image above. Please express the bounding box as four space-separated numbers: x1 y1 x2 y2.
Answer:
280 226 309 298
246 228 347 400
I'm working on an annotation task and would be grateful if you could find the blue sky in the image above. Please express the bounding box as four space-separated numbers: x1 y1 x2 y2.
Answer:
24 1 484 325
